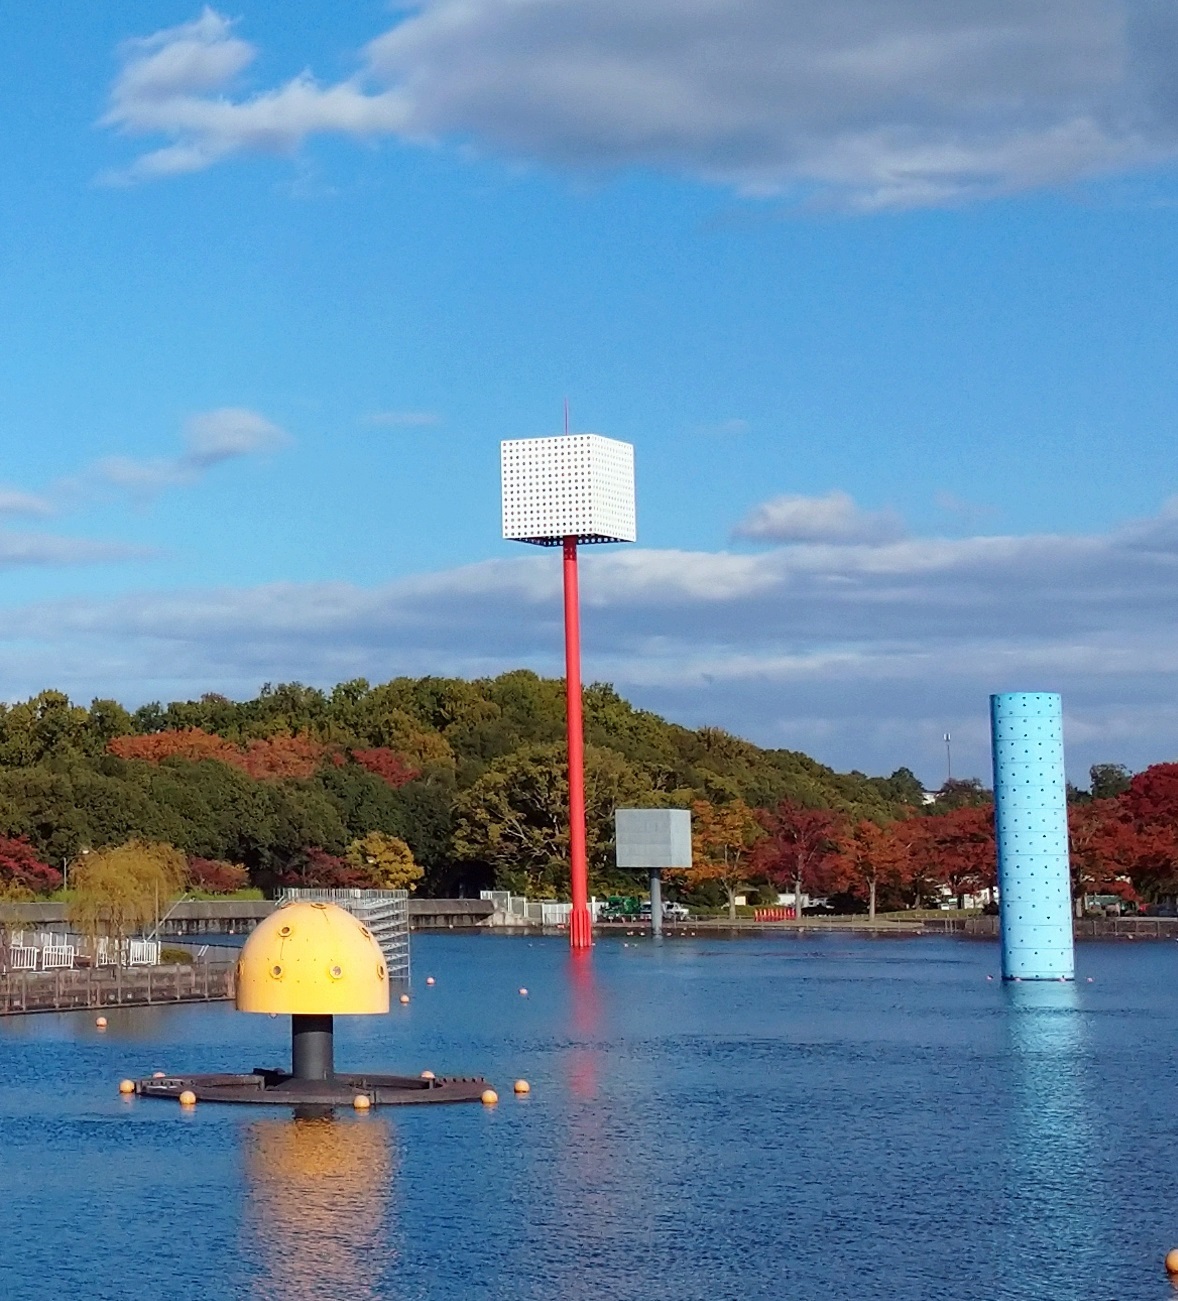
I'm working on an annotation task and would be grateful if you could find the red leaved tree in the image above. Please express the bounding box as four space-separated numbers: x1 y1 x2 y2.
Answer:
239 735 331 780
753 801 845 916
276 848 381 890
186 857 250 894
111 729 239 766
927 805 996 907
832 819 903 918
110 729 335 781
0 837 61 896
351 749 420 789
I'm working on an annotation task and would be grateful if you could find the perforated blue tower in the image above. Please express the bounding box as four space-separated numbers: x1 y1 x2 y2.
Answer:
990 692 1074 981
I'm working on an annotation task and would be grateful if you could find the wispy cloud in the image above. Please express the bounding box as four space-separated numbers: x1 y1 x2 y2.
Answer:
734 490 907 545
101 3 1178 208
100 9 408 183
0 488 54 518
362 410 443 429
0 532 146 570
8 494 1178 778
88 407 290 501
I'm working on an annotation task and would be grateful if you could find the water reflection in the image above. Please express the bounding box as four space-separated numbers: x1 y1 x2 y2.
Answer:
567 949 600 1099
242 1114 397 1301
1000 982 1101 1296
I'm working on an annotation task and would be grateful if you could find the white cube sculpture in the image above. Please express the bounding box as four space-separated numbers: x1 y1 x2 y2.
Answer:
501 434 636 546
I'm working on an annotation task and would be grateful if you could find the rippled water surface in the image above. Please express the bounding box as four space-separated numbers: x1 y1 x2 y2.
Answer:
2 933 1177 1300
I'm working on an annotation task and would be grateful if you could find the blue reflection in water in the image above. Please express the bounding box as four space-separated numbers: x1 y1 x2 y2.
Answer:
2 935 1178 1301
998 983 1100 1298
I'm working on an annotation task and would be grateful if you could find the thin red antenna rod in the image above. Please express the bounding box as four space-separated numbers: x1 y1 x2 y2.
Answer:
563 532 592 949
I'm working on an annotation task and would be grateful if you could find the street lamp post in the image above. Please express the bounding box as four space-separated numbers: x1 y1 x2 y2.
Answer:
63 845 89 892
501 434 636 949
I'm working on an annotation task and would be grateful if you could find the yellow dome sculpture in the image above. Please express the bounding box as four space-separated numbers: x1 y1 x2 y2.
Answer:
236 901 389 1016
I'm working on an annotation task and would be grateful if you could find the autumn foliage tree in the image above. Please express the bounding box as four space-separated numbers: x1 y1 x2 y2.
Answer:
753 801 844 916
276 847 380 890
0 837 61 897
350 750 419 789
686 799 765 921
109 729 334 780
927 806 996 907
346 832 424 892
69 840 186 957
831 820 900 919
185 856 250 895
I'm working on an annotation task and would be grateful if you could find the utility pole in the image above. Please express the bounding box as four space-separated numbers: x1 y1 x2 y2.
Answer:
944 732 952 783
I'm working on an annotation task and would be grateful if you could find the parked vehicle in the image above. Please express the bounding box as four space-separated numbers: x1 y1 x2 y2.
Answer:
637 901 690 921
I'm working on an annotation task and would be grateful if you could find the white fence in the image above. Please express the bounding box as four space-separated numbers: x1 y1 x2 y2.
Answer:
3 929 170 973
479 892 592 925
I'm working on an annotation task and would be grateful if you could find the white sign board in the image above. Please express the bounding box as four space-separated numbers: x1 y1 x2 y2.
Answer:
615 808 692 869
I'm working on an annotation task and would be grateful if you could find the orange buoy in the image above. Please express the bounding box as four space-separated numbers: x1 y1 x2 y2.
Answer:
420 1070 435 1080
399 993 410 1005
513 1079 530 1095
1166 1249 1178 1276
178 1090 197 1107
95 1016 108 1029
426 976 436 986
481 1089 498 1106
118 1079 136 1095
353 1094 372 1110
518 987 528 997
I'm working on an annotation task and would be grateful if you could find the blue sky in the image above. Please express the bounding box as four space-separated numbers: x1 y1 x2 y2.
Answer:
4 1 1178 784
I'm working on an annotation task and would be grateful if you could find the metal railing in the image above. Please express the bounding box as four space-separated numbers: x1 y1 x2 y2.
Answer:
277 889 411 985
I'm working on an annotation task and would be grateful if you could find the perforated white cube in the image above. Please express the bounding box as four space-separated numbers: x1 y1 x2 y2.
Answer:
501 434 636 545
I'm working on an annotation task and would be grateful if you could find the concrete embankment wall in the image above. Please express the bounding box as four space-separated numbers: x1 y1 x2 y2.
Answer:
4 898 496 934
6 901 1172 940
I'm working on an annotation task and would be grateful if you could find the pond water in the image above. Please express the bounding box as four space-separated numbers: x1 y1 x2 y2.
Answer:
2 932 1177 1301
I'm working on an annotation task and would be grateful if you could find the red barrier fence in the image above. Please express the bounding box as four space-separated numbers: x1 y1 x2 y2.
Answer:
754 906 797 922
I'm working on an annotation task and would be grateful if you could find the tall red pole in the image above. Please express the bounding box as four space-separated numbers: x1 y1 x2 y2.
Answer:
563 535 592 949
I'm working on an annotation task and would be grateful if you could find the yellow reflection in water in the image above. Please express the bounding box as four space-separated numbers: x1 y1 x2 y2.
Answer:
243 1114 396 1301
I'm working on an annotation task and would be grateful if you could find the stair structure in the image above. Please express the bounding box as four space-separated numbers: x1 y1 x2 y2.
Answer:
276 889 410 986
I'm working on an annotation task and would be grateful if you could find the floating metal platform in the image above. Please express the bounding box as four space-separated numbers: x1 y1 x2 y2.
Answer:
133 1068 490 1107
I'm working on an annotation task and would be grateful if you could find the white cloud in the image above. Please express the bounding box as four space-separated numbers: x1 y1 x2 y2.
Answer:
7 495 1178 779
89 407 290 501
100 9 408 183
182 407 290 466
0 488 54 518
0 532 144 569
101 2 1178 207
734 490 906 544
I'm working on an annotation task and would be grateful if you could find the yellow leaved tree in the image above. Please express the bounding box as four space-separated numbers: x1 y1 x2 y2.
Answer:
347 832 424 892
69 840 186 960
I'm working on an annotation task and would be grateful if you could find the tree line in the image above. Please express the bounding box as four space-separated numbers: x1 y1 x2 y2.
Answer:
686 763 1178 918
0 678 1168 912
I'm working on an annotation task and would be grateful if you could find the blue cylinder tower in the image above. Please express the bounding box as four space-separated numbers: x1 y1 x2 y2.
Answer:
990 692 1074 981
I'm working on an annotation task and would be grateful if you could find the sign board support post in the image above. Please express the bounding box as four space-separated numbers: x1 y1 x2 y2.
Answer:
563 536 592 949
649 868 663 938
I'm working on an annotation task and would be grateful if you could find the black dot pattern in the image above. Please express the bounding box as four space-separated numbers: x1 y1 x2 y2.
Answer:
501 435 636 545
989 692 1074 980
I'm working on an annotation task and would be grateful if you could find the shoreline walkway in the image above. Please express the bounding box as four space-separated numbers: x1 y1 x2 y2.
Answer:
0 961 235 1016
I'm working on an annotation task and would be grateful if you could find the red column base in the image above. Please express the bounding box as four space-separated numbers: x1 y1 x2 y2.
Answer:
569 905 593 949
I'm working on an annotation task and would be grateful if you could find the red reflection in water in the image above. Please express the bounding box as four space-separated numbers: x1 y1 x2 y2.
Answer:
567 948 600 1098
